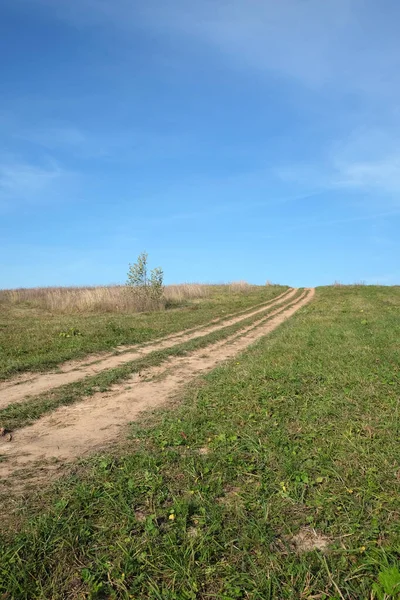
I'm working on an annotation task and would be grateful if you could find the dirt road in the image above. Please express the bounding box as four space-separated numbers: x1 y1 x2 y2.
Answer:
0 287 297 408
0 289 314 484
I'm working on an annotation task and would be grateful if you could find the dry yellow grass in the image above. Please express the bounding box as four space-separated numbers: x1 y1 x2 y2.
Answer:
0 282 257 314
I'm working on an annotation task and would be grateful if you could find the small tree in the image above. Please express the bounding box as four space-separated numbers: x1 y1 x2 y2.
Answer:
149 266 164 301
126 252 164 309
127 251 149 288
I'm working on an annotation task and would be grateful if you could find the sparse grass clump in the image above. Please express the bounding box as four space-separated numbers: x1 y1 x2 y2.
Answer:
1 286 399 598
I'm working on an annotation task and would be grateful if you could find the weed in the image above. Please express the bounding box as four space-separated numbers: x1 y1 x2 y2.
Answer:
58 327 83 338
373 566 400 599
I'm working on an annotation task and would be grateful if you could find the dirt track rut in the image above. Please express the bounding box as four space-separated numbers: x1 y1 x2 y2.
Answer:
0 289 314 483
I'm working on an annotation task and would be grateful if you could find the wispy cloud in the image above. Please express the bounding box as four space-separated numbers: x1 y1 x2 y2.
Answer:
330 127 400 194
5 1 400 203
14 123 113 160
334 156 400 193
0 157 73 211
276 154 400 197
0 161 61 194
275 123 400 198
26 0 399 95
12 117 195 163
256 209 400 243
16 125 86 149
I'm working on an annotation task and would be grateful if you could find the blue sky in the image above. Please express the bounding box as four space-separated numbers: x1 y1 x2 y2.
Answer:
1 0 400 288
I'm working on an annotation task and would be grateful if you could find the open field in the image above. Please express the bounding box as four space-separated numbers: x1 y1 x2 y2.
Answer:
0 283 286 380
0 285 399 599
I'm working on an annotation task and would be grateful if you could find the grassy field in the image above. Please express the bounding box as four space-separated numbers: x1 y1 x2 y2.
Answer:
1 285 399 599
0 284 286 381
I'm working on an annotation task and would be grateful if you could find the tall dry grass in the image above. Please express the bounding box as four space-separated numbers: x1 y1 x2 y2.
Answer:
0 282 256 314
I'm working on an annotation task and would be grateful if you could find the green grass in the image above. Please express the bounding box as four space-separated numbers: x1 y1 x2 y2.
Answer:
0 286 286 381
1 286 399 599
0 289 303 432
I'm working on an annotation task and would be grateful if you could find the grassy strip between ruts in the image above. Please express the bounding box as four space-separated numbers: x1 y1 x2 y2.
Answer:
0 285 399 599
0 290 304 433
0 286 288 381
